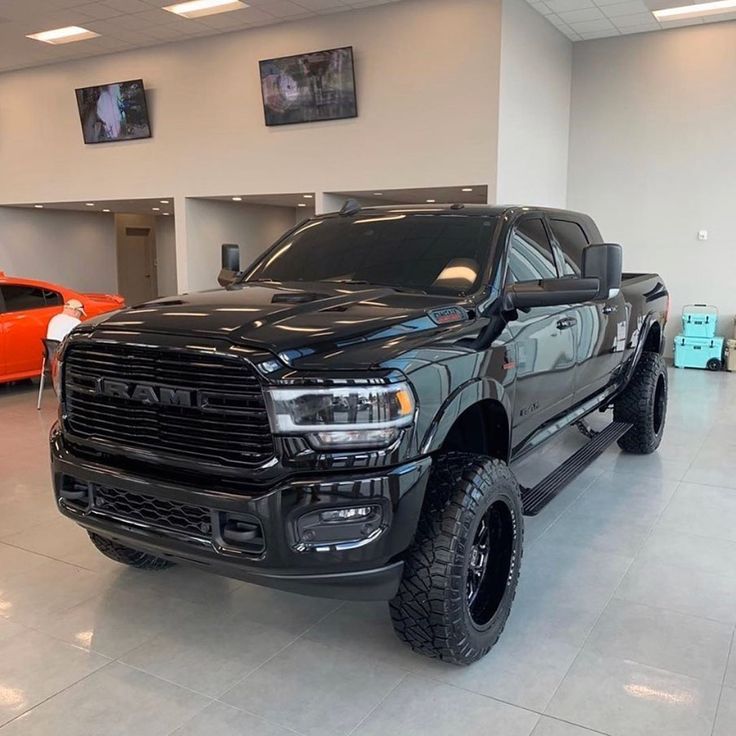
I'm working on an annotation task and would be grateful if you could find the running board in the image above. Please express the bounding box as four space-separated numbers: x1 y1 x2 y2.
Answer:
520 422 632 516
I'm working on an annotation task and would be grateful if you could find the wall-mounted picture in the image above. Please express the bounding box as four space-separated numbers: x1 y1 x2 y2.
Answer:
259 46 357 126
75 79 151 144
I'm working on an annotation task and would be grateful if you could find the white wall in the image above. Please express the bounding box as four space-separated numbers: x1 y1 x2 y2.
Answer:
568 22 736 351
0 0 501 207
184 200 297 292
0 207 117 293
155 216 177 297
496 0 572 207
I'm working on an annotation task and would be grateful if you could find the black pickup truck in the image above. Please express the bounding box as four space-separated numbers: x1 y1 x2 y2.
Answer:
50 203 669 665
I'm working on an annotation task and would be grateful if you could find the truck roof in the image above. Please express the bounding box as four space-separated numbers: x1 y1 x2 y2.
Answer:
321 204 593 220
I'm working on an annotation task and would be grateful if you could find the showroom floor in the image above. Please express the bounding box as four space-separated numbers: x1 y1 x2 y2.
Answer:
1 368 735 736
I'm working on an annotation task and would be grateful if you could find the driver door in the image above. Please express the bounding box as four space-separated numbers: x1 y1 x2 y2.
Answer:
505 216 578 449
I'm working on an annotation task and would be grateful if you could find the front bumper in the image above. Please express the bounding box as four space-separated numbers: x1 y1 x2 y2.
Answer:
50 425 431 600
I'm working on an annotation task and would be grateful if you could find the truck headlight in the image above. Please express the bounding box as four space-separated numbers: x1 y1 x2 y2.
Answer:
265 383 415 450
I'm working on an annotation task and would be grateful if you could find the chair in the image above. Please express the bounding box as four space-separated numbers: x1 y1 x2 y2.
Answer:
37 338 60 410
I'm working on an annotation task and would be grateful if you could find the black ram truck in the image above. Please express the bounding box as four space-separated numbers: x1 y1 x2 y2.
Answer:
50 203 669 665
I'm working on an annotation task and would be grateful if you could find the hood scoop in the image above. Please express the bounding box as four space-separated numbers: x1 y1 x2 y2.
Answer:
271 292 330 304
140 299 186 308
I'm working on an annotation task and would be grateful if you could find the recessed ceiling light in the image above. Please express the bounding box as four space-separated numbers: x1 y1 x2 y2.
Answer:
462 188 473 192
232 196 242 201
163 212 171 216
426 199 436 203
303 194 313 199
373 192 383 196
102 209 111 212
26 26 100 45
163 0 249 19
34 204 44 209
160 200 169 204
298 203 307 207
653 0 736 19
85 202 95 207
152 207 160 211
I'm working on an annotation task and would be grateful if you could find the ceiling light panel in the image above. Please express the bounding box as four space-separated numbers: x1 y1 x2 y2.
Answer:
26 26 100 45
653 0 736 20
163 0 249 19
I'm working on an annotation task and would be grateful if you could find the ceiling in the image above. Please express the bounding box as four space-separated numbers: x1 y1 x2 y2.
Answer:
3 1 731 74
0 0 401 74
529 0 736 41
4 197 175 215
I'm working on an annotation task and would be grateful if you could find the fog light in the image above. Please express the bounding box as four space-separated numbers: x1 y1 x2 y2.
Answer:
294 504 384 551
320 506 373 523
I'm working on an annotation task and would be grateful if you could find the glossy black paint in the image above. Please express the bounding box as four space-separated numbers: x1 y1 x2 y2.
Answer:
51 204 668 600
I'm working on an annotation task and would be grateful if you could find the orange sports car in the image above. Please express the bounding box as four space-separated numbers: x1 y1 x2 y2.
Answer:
0 272 124 384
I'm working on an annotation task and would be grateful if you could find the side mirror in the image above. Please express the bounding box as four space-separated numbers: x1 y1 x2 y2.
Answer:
218 243 241 288
582 243 622 300
503 277 602 311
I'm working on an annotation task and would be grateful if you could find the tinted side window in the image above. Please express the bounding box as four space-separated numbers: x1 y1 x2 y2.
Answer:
1 285 55 312
42 289 63 307
507 219 558 283
550 219 589 276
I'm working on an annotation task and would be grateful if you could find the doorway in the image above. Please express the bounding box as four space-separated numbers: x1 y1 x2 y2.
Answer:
115 214 158 305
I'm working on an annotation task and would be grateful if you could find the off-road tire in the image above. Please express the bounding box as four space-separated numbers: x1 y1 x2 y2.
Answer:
614 351 668 454
88 532 174 570
389 453 523 665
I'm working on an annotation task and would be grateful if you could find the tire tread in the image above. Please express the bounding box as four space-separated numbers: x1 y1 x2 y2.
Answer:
614 351 667 454
389 452 523 665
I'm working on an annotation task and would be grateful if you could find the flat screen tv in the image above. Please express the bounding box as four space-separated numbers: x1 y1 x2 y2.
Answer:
75 79 151 144
259 46 357 127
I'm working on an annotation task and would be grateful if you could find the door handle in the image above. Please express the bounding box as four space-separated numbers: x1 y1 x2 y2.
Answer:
602 305 617 315
556 317 577 330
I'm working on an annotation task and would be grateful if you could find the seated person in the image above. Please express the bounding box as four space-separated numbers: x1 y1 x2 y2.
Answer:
47 299 86 342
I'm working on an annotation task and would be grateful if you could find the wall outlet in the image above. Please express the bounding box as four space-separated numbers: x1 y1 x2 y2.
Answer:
698 230 708 241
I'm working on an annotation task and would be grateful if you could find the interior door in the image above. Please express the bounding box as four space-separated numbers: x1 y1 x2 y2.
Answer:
0 285 62 377
117 224 158 306
505 217 578 447
549 217 628 399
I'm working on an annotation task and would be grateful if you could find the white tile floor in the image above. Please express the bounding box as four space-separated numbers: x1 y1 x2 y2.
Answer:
1 367 736 735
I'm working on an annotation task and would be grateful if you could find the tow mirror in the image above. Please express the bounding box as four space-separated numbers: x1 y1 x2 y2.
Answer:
503 277 601 311
503 242 623 311
582 243 622 300
218 243 241 288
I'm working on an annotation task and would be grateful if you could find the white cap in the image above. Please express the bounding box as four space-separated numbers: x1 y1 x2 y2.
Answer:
65 298 86 316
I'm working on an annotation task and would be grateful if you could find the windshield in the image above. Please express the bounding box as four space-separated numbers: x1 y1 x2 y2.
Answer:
243 213 498 296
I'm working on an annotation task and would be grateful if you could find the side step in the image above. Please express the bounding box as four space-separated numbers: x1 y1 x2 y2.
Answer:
520 421 632 516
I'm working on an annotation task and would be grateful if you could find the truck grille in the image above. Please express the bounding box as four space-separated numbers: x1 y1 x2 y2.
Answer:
63 342 275 468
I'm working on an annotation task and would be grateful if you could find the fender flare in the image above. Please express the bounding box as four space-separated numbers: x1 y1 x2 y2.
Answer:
621 311 664 388
419 377 512 459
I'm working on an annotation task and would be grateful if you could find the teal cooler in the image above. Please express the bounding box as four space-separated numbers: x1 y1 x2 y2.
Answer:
674 335 724 370
682 304 718 338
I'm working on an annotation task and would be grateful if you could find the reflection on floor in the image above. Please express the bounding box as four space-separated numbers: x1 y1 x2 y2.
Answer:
1 368 736 735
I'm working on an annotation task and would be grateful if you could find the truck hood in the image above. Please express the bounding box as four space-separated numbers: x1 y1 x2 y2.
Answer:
90 282 473 370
